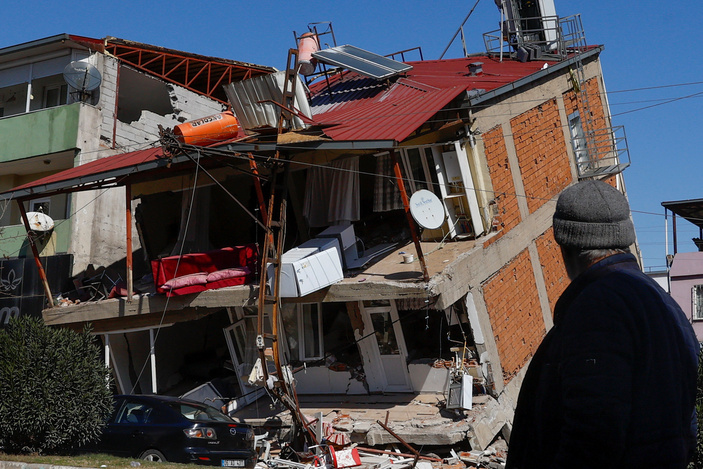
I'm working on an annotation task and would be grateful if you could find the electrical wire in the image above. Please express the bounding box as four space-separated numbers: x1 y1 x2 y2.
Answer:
3 70 699 323
129 149 203 394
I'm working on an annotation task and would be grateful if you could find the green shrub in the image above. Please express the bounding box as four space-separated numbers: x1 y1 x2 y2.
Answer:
0 316 113 454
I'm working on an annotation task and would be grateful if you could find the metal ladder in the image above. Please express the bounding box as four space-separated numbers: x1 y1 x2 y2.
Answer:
252 48 318 449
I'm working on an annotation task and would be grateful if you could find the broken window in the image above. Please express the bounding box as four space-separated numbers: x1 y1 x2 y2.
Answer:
116 66 174 123
322 303 362 369
368 308 400 355
397 302 473 362
692 285 703 320
281 302 361 370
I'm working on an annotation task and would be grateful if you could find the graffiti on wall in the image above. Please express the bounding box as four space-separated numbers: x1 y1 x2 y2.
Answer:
0 254 73 327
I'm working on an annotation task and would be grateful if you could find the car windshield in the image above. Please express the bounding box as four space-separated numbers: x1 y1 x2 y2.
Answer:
171 402 234 422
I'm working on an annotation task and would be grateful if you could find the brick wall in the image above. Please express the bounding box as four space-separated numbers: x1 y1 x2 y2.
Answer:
563 78 613 169
483 249 545 383
563 78 607 131
602 174 617 187
483 125 520 240
510 99 572 214
536 227 569 312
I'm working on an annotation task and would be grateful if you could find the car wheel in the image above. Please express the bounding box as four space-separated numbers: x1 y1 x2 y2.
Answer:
140 449 167 462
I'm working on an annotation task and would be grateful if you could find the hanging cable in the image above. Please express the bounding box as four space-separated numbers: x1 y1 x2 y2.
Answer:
129 149 202 394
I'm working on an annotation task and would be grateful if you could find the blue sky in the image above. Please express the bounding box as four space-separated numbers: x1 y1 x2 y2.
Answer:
3 0 702 270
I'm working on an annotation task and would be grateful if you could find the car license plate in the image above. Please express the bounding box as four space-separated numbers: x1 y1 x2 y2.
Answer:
222 460 245 467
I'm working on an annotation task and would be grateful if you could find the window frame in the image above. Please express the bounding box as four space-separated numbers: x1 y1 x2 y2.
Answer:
568 110 591 175
399 146 439 196
42 83 68 109
283 303 324 362
30 198 51 215
298 303 324 361
692 284 703 321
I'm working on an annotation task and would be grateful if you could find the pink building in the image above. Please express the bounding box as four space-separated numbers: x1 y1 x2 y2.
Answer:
662 199 703 342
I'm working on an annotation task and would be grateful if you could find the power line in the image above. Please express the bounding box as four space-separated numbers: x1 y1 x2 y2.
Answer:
612 90 703 117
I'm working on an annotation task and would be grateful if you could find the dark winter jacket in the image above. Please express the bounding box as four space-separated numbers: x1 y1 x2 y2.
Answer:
506 253 698 468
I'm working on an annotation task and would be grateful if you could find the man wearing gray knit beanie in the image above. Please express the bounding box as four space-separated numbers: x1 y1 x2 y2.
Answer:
507 180 699 469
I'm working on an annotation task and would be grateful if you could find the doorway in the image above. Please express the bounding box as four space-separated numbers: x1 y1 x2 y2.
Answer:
356 299 412 392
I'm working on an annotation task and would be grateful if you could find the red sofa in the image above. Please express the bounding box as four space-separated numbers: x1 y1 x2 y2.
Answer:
151 245 258 297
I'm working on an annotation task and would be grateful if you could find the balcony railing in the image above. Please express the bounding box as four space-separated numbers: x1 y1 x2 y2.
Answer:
0 103 81 163
483 14 587 61
574 125 631 179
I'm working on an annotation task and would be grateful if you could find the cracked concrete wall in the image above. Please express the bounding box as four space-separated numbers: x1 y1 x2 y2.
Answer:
112 71 225 150
68 54 226 274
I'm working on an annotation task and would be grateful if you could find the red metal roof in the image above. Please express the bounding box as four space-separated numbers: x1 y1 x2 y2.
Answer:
2 54 591 200
309 55 549 143
5 147 165 198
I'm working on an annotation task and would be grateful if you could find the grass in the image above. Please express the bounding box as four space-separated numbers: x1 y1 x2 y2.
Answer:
0 452 206 469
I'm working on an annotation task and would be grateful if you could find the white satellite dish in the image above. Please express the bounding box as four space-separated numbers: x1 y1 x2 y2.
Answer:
409 189 446 230
22 212 55 232
63 60 102 93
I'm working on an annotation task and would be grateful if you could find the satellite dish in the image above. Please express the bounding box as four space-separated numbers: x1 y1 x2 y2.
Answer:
63 60 102 92
22 212 55 232
409 189 446 230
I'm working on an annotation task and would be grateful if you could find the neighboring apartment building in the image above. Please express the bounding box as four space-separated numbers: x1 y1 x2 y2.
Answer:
0 34 272 323
661 199 703 341
0 7 634 450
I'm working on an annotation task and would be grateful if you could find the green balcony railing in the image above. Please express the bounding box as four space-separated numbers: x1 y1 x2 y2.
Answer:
0 220 71 259
0 103 81 162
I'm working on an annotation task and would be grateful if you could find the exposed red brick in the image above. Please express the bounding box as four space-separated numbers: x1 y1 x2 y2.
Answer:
483 249 545 384
563 78 612 167
602 174 617 187
483 125 521 241
535 227 570 312
510 99 572 214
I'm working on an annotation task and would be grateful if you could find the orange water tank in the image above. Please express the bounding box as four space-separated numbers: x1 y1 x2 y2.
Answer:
298 32 319 76
173 111 241 146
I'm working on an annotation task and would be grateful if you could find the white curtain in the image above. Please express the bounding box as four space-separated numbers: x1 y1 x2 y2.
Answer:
303 156 360 227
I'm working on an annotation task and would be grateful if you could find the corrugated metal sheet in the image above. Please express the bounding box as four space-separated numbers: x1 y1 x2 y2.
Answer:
315 86 463 142
308 55 549 143
224 71 312 133
309 75 387 116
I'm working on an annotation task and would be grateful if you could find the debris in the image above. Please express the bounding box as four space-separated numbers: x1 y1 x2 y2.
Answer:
457 439 507 468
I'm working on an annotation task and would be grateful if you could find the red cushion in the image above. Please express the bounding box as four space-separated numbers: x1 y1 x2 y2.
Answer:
161 272 208 290
162 284 209 296
151 244 258 296
206 267 251 283
151 245 258 293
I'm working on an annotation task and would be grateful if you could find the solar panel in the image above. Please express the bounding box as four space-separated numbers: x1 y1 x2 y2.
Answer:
312 44 413 80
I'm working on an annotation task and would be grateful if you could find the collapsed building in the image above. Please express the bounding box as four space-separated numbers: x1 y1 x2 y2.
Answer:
0 0 636 454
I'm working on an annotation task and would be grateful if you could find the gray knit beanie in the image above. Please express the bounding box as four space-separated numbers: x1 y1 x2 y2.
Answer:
553 180 635 249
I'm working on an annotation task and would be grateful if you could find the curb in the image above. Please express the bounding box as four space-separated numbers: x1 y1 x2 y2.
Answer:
0 463 94 469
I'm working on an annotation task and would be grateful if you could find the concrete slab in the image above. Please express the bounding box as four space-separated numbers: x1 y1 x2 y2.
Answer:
231 392 509 451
